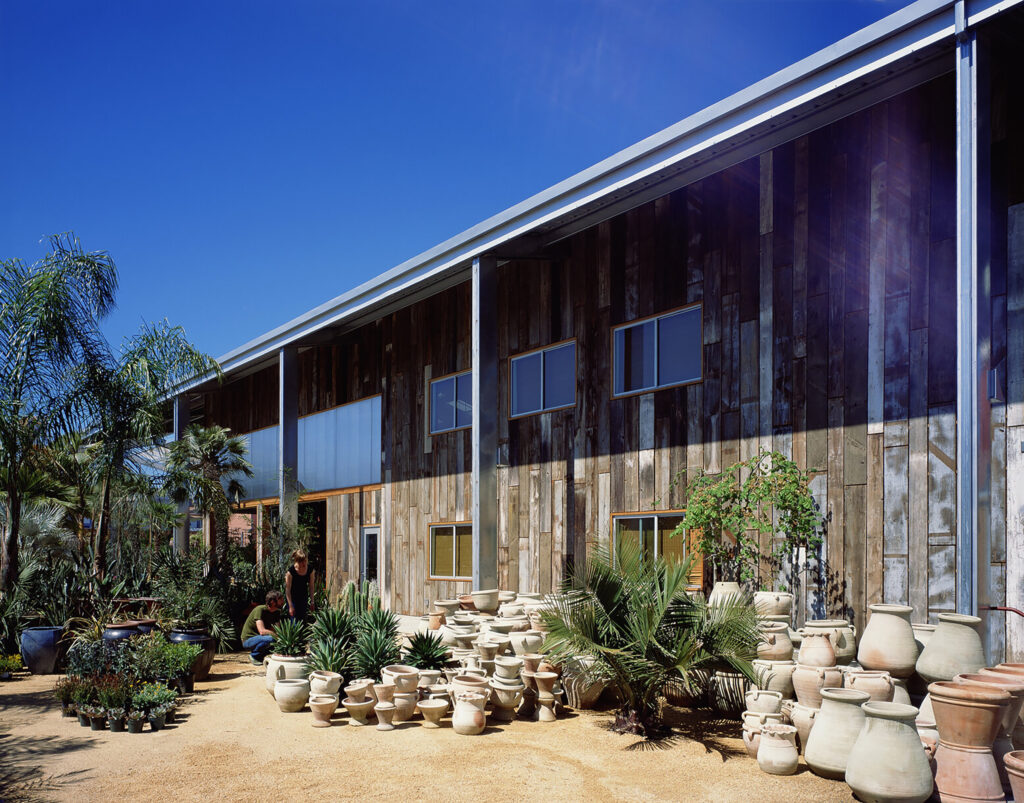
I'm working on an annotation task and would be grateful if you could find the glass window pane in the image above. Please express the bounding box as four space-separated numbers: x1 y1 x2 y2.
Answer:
641 518 656 560
658 308 702 386
614 321 656 394
543 343 575 409
659 516 687 563
432 527 454 576
455 373 473 429
431 377 455 433
455 525 473 577
512 352 543 416
615 517 642 554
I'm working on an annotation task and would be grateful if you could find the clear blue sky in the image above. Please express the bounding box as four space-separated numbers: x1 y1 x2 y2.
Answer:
1 0 903 360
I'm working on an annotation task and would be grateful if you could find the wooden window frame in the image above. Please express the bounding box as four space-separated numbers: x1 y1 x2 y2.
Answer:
428 520 473 581
610 302 703 399
508 338 577 420
610 510 688 561
429 369 472 435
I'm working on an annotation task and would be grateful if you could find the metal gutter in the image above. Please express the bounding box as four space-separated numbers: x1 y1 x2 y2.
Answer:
180 0 1021 392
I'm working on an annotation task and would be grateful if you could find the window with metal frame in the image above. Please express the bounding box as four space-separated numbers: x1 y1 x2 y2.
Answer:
429 371 472 434
430 523 473 579
612 305 702 396
510 340 576 418
612 513 687 563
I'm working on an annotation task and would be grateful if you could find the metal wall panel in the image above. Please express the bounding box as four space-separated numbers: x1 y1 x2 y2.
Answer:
242 426 280 500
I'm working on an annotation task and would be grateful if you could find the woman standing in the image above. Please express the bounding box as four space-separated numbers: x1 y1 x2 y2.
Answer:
284 549 316 621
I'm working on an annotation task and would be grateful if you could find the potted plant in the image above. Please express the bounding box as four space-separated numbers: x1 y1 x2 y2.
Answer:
106 707 127 732
264 618 310 694
71 678 96 726
351 608 401 684
170 642 202 693
402 631 448 672
126 709 146 734
0 653 23 679
53 676 78 716
81 703 106 730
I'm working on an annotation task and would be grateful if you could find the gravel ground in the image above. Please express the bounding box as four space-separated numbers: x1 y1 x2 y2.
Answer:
0 654 855 802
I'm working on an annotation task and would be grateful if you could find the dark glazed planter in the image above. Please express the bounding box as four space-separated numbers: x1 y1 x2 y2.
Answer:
108 716 126 732
168 629 216 681
89 716 106 731
135 618 159 635
19 626 64 674
126 717 145 733
179 672 195 694
77 712 90 727
102 621 141 642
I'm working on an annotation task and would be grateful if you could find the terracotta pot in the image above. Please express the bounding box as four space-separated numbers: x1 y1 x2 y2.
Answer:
343 681 371 702
857 604 917 678
342 696 374 725
844 669 895 702
470 589 500 614
274 678 310 713
743 710 786 730
374 701 396 730
802 619 856 665
509 630 544 655
451 673 490 700
753 659 796 699
917 613 986 683
475 641 500 661
392 692 417 723
452 692 488 734
561 655 607 710
745 689 783 714
711 670 748 715
385 666 420 693
433 599 461 617
1004 751 1024 803
890 677 912 705
428 612 445 630
791 702 817 753
309 670 343 696
520 653 544 674
764 614 802 646
845 701 934 803
804 687 869 779
264 654 309 696
489 681 524 721
792 664 843 709
757 622 794 662
757 724 799 775
955 672 1024 794
742 724 763 758
457 594 476 611
929 680 1010 803
754 590 794 617
373 682 395 703
494 656 524 681
796 631 836 667
417 669 442 688
707 581 743 607
309 693 338 727
417 698 448 727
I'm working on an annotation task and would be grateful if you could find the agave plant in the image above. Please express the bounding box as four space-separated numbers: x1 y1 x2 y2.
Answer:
310 607 357 646
542 538 760 738
306 636 351 676
352 607 400 681
270 618 309 658
402 631 448 671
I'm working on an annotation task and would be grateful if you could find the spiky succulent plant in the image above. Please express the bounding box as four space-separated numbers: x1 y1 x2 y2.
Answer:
306 636 351 676
402 631 449 671
310 607 357 646
270 618 309 657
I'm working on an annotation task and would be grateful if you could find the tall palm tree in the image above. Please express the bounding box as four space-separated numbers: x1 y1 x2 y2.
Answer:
0 234 116 592
163 424 253 579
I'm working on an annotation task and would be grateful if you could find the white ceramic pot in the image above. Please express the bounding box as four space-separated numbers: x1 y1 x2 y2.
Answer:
757 724 799 775
915 613 986 683
274 678 310 713
803 619 857 665
758 622 794 661
844 669 895 702
452 692 488 734
754 591 794 617
417 698 448 727
433 599 461 617
745 688 784 714
498 603 525 618
708 581 743 607
470 589 500 614
494 656 524 681
343 696 374 725
797 631 837 667
309 693 338 726
804 687 870 779
343 680 371 702
791 702 817 753
264 654 309 696
309 670 343 696
509 630 544 655
857 604 918 678
753 659 797 699
392 692 417 723
846 702 934 803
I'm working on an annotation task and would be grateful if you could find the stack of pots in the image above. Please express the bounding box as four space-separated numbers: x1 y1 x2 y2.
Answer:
803 687 870 779
742 689 786 758
490 655 525 721
790 628 841 751
954 671 1024 795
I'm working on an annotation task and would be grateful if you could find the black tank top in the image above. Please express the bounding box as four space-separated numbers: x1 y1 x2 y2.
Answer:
288 565 310 606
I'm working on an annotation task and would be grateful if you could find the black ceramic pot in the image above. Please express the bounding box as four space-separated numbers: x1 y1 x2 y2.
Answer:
19 626 64 674
168 629 216 681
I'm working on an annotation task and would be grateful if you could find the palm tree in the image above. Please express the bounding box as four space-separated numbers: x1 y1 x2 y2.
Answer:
0 234 116 592
163 424 253 579
541 538 761 737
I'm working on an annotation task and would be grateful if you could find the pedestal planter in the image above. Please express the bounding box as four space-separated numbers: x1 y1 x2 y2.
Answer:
1005 751 1024 803
433 599 461 618
274 678 310 712
845 702 933 803
754 591 794 616
393 693 417 723
169 629 216 681
19 626 64 674
309 694 338 727
928 680 1010 803
844 669 895 702
916 613 986 683
373 683 395 703
954 672 1024 794
417 698 448 727
375 701 396 730
753 659 796 699
804 687 870 779
534 671 559 722
792 664 842 709
803 620 856 665
757 622 793 661
857 604 917 678
757 724 799 775
343 697 374 725
489 682 524 722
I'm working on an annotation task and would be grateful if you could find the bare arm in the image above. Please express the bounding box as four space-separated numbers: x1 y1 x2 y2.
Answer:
256 617 274 636
285 571 295 616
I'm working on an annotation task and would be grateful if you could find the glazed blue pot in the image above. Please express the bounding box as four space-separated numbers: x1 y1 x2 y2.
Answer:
19 626 64 674
102 621 141 642
135 619 159 635
169 629 216 681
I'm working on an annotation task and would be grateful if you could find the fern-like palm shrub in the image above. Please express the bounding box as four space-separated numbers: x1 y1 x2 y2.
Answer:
352 607 400 681
541 538 760 738
403 631 448 671
270 618 309 657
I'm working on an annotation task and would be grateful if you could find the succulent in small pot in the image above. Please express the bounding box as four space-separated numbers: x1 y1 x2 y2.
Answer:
149 702 172 731
126 709 146 733
106 707 127 732
53 676 79 716
81 704 106 730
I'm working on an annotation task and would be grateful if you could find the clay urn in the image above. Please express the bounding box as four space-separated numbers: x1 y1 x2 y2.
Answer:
742 721 763 758
452 691 488 734
417 669 442 688
764 614 802 647
757 621 794 662
802 619 857 665
309 670 343 697
955 672 1024 794
917 613 986 683
451 673 490 699
845 701 934 803
757 724 799 775
745 688 783 714
433 599 461 618
928 680 1011 803
392 692 418 724
274 678 311 713
742 710 786 732
373 682 396 703
804 687 870 779
1004 751 1024 803
890 677 912 705
754 590 794 617
791 703 817 753
343 681 371 703
264 653 309 696
374 701 396 730
386 665 420 693
489 681 525 722
797 631 837 667
428 612 445 630
753 659 796 699
509 630 544 656
857 604 918 678
470 589 500 614
911 622 935 652
707 581 743 607
343 696 375 725
309 693 338 727
844 669 895 703
792 664 843 709
417 698 448 728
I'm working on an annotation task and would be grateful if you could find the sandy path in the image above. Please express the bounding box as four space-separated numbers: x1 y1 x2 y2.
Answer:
0 654 854 802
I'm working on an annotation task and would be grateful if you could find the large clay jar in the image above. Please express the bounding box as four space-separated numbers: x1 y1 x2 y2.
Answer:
845 701 933 803
757 724 799 775
264 654 309 696
803 619 857 665
274 678 310 713
745 688 783 714
452 691 488 735
844 669 895 703
804 687 870 779
1005 751 1024 803
916 613 986 683
753 659 796 699
798 631 837 667
754 591 794 617
792 664 843 709
509 630 544 656
911 622 935 652
707 581 743 607
757 622 794 662
857 604 918 678
711 670 748 715
764 614 802 647
955 672 1024 794
929 680 1010 803
791 703 817 752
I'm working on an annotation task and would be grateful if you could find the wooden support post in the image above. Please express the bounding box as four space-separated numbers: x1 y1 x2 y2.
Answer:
279 346 299 558
472 255 499 590
172 393 190 554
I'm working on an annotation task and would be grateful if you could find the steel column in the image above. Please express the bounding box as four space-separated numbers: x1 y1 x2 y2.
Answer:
278 346 299 552
171 393 190 554
471 255 499 590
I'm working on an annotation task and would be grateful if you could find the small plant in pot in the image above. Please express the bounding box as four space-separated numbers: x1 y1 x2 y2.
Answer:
0 653 23 679
126 709 146 733
53 676 80 716
403 631 448 671
106 707 126 732
71 678 97 726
